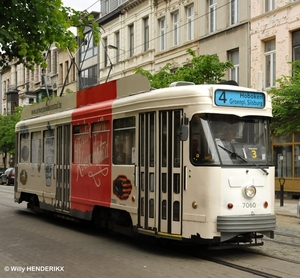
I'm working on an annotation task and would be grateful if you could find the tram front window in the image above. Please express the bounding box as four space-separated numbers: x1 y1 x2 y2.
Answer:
190 114 272 166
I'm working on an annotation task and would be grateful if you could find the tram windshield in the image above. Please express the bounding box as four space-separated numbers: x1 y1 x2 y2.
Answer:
190 114 272 166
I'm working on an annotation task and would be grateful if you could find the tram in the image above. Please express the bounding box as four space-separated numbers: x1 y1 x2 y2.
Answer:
14 73 276 246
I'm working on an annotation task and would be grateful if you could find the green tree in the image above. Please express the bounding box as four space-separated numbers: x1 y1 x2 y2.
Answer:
269 61 300 135
0 0 100 69
0 107 22 167
134 49 234 88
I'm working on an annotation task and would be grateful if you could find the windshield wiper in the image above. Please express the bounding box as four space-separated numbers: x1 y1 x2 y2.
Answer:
218 145 269 175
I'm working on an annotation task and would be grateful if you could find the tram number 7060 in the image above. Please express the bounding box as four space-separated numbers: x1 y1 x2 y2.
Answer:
243 202 256 208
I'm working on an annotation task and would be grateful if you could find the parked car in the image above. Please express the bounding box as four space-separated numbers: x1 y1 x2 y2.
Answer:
1 167 15 185
0 167 6 176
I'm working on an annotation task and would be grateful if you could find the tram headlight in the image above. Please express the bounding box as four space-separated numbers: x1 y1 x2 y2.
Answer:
243 185 256 198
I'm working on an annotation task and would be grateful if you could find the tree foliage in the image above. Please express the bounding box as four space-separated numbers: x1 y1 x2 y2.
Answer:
0 0 100 69
0 107 22 167
269 61 300 135
134 49 234 88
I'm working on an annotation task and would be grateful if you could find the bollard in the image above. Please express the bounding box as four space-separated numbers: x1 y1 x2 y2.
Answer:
297 198 300 218
279 177 285 207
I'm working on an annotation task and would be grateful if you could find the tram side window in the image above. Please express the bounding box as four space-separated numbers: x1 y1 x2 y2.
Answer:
190 116 207 164
92 121 110 164
43 129 55 164
190 115 219 165
20 131 30 163
113 117 135 165
73 124 90 164
31 132 42 164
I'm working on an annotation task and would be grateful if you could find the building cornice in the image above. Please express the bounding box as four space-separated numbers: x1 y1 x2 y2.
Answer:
250 2 300 23
121 0 148 12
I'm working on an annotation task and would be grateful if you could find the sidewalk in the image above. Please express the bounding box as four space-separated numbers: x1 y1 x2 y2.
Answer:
275 198 300 218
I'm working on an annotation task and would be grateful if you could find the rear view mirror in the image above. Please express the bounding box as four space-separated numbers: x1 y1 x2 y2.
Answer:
179 125 188 141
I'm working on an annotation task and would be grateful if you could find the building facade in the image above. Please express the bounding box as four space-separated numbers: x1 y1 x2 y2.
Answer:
98 0 250 87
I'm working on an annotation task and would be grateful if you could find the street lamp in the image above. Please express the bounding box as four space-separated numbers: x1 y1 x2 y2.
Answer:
108 44 118 50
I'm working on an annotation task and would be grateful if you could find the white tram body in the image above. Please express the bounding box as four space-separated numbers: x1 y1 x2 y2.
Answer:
15 74 276 246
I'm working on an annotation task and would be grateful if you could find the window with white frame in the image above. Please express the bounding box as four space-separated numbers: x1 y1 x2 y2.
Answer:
129 24 134 57
23 66 26 84
187 6 194 41
53 51 58 74
104 0 109 15
80 32 98 62
265 0 275 12
292 30 300 62
229 49 239 83
70 61 75 82
47 51 52 74
173 12 179 46
144 17 149 51
264 39 276 89
209 0 217 33
115 31 120 63
159 18 166 51
64 61 69 84
103 37 108 67
230 0 239 25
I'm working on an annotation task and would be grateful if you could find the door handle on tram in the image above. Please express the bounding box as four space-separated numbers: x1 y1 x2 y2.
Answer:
53 164 55 179
183 166 187 191
134 165 138 187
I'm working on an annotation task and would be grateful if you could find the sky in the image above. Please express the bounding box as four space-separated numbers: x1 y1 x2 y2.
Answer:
62 0 100 12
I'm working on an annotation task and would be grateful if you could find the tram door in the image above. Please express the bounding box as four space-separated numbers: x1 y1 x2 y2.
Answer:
55 125 71 213
138 110 183 235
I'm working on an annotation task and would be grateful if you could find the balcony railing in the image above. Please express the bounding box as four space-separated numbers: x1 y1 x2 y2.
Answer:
6 85 18 94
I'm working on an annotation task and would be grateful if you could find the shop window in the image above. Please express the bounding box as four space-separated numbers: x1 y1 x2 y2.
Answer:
273 134 292 143
294 145 300 177
294 132 300 142
273 146 292 178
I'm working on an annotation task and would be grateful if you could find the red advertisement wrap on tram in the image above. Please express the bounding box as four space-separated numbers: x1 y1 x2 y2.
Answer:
71 103 113 216
76 80 117 106
73 81 117 216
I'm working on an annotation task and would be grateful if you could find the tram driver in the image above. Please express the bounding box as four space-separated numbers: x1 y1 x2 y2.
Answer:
221 127 235 152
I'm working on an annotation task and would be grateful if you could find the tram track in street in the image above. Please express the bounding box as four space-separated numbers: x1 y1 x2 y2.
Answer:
195 245 300 278
275 231 300 239
200 255 282 278
231 230 300 275
241 246 300 265
263 237 300 248
168 243 295 278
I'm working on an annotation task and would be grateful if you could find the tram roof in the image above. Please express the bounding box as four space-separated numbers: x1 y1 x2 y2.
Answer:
19 74 272 121
112 83 272 118
19 73 151 121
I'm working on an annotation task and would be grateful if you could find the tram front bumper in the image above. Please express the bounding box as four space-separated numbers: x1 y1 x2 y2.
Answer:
217 214 276 240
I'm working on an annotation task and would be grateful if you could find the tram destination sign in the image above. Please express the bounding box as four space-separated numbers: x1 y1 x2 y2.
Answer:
214 89 265 108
